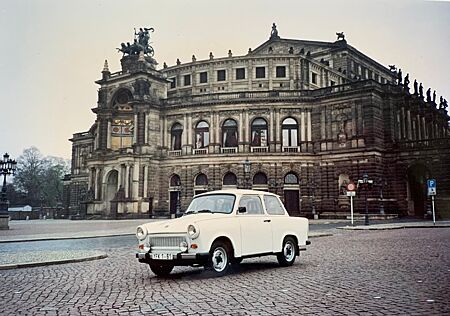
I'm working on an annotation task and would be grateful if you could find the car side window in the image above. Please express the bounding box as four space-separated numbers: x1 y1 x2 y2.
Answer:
263 195 286 215
238 195 264 215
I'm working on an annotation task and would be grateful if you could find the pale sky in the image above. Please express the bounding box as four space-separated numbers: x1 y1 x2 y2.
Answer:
0 0 449 159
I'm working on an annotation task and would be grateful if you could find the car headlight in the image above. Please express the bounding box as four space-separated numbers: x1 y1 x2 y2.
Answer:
179 241 188 252
136 226 147 241
187 224 200 239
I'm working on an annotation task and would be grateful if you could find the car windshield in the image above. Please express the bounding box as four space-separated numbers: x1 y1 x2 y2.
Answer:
185 194 236 215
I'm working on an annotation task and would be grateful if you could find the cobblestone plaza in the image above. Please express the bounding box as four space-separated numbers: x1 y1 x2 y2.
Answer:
1 228 449 315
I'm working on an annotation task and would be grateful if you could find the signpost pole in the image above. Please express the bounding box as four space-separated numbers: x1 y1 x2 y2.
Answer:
350 195 354 226
431 195 436 226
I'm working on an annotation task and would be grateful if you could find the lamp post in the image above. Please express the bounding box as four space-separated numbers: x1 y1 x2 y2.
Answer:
175 179 181 217
243 158 251 189
378 178 387 215
357 172 373 226
0 153 17 230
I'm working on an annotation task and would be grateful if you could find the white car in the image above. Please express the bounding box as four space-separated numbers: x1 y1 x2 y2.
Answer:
136 189 310 276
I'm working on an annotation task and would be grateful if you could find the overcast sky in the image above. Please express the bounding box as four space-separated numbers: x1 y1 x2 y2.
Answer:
1 0 449 159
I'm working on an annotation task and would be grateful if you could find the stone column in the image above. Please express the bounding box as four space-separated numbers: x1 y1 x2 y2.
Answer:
107 120 112 149
300 111 306 142
132 163 139 199
268 59 273 90
422 117 427 139
160 116 165 148
307 111 312 141
239 111 244 152
117 165 122 191
406 110 412 140
88 168 94 190
125 165 130 198
416 114 421 140
144 113 148 144
143 165 148 198
94 167 100 199
187 114 193 152
133 114 138 144
245 111 250 143
183 114 188 154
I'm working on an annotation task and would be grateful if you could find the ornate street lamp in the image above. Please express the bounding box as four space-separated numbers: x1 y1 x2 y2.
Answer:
0 153 17 230
175 178 182 217
357 172 373 226
243 158 251 189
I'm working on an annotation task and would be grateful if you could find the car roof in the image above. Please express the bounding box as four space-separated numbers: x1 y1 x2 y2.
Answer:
195 189 280 198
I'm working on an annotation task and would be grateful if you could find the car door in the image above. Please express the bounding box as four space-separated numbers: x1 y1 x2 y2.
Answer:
263 194 288 253
238 194 272 256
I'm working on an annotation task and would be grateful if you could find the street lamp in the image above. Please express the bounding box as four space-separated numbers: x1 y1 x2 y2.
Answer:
243 158 251 189
175 178 182 217
378 178 387 215
0 153 17 230
357 172 373 226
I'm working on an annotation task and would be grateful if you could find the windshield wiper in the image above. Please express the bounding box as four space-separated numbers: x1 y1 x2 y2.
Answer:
197 209 212 213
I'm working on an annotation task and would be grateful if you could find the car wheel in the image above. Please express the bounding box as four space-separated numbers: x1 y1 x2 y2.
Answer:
277 236 297 267
208 241 232 276
149 261 174 277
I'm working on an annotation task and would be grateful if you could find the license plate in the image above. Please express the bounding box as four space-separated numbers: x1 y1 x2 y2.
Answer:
151 253 174 260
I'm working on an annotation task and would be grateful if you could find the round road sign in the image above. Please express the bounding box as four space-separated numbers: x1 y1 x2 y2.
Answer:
347 182 356 191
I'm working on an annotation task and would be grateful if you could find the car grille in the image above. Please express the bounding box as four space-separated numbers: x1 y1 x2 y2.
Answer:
148 236 185 248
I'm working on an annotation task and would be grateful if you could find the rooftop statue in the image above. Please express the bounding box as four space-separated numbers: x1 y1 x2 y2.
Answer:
413 79 418 95
419 83 424 99
397 69 402 85
336 32 345 41
270 23 280 39
404 74 410 92
118 27 155 57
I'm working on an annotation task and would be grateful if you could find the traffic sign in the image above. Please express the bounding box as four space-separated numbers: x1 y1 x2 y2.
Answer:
346 191 356 197
346 182 356 192
427 179 436 196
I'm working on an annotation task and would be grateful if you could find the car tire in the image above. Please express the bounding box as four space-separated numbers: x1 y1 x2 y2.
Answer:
149 261 174 277
208 241 232 276
277 236 297 267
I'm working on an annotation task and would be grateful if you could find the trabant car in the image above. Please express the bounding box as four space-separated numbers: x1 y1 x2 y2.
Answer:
136 189 310 276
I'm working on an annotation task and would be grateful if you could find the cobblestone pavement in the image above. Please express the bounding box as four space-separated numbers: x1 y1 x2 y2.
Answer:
1 228 449 315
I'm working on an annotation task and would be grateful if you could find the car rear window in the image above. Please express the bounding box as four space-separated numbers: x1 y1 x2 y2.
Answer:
264 195 285 215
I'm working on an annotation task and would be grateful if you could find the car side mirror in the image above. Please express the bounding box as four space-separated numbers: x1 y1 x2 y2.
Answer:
238 206 247 214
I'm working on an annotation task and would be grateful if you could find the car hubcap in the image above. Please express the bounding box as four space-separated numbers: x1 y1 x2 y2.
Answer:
212 247 227 272
284 241 295 262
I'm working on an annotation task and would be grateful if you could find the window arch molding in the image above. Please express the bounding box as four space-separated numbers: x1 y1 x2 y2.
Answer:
221 118 238 148
282 117 299 147
251 117 269 147
194 120 210 149
222 172 237 186
170 122 183 150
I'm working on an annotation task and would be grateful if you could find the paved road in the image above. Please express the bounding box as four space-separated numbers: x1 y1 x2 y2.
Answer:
1 228 449 315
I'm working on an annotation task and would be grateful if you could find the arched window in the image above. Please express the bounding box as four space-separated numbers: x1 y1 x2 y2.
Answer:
282 118 298 147
251 118 268 147
195 173 208 186
284 172 299 184
222 119 238 147
253 172 268 185
223 172 237 186
171 123 183 150
170 174 181 187
195 121 210 149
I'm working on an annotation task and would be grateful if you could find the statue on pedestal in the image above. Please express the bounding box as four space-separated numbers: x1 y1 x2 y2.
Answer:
397 69 402 85
426 88 432 103
432 90 436 104
419 83 424 99
413 79 418 95
118 27 155 57
270 23 280 39
404 74 410 93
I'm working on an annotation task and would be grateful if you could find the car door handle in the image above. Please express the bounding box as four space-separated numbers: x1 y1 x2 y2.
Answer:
263 219 271 223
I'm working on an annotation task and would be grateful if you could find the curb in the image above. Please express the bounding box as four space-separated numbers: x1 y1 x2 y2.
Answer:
338 224 450 231
0 253 108 270
309 232 333 238
0 233 133 244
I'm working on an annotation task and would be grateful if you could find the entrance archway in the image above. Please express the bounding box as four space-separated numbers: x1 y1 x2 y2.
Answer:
106 170 119 215
406 163 430 217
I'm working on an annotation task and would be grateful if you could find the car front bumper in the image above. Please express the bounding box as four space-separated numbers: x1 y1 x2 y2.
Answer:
136 252 210 266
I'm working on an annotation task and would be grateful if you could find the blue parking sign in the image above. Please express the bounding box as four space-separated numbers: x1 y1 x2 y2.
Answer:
427 179 436 196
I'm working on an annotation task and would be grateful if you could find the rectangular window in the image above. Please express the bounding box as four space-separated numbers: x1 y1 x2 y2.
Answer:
330 80 335 86
170 77 176 89
255 67 265 78
311 73 318 85
276 66 286 78
199 72 208 83
184 74 191 86
264 195 285 215
236 68 245 80
217 70 226 81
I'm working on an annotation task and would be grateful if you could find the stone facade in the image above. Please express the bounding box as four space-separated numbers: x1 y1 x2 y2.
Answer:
66 30 450 219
